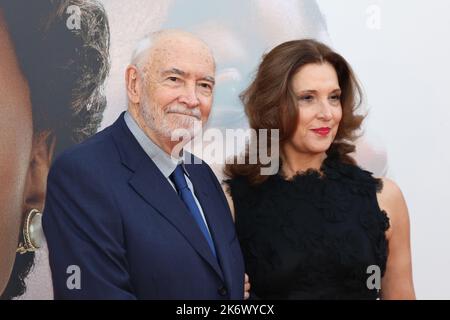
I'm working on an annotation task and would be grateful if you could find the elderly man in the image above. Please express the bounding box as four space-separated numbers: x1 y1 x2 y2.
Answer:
43 30 246 299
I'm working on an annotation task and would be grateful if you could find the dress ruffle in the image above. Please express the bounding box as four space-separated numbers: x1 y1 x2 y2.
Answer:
225 157 390 300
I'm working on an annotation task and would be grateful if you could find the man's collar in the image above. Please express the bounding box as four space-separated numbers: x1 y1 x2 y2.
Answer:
124 111 191 179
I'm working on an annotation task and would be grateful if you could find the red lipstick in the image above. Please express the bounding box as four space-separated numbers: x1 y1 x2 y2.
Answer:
311 127 331 136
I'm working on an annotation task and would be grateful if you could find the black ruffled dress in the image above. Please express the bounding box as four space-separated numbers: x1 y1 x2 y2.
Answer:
225 156 390 299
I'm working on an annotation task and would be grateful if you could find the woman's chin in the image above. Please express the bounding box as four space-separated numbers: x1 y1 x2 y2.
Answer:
301 140 333 155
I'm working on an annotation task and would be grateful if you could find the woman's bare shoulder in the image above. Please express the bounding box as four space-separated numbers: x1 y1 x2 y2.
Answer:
376 177 409 240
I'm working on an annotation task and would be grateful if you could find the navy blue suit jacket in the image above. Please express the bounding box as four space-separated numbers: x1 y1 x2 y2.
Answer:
43 112 245 299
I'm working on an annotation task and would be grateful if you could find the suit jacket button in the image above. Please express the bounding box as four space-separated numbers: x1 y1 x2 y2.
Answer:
218 286 228 296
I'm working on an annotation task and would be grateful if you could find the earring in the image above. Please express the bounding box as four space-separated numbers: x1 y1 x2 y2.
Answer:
17 209 43 254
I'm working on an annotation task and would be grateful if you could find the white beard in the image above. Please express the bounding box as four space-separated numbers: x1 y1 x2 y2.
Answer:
140 97 203 141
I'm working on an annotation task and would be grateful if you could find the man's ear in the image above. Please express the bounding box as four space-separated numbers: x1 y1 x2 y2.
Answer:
22 131 56 213
126 65 142 105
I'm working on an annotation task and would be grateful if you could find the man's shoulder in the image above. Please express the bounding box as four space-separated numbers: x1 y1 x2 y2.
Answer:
51 125 117 175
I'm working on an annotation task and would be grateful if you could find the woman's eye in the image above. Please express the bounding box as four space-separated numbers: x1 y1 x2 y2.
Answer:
299 95 314 102
329 94 341 104
330 94 341 101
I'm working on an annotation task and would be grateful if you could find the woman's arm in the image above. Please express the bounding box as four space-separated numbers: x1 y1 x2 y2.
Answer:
377 178 416 299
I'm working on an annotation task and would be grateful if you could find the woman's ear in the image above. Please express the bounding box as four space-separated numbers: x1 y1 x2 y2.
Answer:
22 131 56 213
126 65 142 105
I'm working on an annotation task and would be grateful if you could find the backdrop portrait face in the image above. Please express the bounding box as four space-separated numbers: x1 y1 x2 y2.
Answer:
1 0 110 299
0 9 34 294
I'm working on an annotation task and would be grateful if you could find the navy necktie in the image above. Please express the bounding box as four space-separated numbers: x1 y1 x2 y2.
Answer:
170 165 217 258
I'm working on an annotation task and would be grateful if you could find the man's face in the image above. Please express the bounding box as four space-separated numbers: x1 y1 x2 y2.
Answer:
139 35 215 141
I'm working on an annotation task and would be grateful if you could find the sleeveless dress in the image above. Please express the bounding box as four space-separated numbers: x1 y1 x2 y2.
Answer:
226 156 390 299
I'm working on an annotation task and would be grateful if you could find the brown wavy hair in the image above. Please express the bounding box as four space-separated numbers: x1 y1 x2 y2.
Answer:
224 39 364 185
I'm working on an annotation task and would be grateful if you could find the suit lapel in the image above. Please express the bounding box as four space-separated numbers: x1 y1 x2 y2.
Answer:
111 113 224 281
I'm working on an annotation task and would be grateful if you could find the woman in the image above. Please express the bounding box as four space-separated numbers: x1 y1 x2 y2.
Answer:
0 0 109 299
224 39 415 299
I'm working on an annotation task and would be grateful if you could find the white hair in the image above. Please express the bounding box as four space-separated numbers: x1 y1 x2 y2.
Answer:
130 31 159 72
130 29 215 73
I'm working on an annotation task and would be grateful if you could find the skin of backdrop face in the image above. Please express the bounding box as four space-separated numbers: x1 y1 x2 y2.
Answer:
0 9 34 294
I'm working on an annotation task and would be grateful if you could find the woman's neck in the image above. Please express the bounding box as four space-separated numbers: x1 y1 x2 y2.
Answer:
281 148 327 178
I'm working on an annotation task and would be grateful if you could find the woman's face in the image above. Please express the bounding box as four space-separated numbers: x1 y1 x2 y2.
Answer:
0 10 34 293
285 62 342 155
